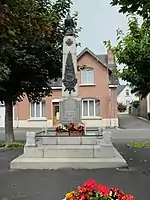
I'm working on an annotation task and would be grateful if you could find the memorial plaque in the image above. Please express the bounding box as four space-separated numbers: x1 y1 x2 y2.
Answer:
60 97 81 124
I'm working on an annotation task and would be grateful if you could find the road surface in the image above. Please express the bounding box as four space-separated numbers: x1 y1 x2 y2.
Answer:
118 114 150 129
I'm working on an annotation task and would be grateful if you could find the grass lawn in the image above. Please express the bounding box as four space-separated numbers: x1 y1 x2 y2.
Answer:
129 141 150 148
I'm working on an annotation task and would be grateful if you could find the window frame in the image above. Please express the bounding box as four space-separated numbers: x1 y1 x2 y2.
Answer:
126 89 129 96
30 101 46 118
81 98 100 117
81 68 94 85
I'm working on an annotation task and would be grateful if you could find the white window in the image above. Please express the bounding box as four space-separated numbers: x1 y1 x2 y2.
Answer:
81 68 94 84
82 99 100 117
126 89 129 96
30 101 46 118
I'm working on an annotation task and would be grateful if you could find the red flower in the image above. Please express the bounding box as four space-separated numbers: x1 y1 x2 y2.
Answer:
82 180 96 191
70 197 75 200
124 194 135 200
79 195 86 200
77 186 86 194
96 184 110 196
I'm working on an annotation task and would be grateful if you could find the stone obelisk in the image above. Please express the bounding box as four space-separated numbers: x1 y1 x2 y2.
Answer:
59 13 81 124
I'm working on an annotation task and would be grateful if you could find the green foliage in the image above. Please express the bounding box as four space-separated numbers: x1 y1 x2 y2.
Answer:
132 100 139 108
105 17 150 98
0 0 80 141
0 0 80 103
0 142 24 148
110 0 150 18
118 102 127 112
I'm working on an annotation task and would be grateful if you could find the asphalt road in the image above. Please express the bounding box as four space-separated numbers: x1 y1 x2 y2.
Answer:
0 128 42 141
118 114 150 129
1 142 150 200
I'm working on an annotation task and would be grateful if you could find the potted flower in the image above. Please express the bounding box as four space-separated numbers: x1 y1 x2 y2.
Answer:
63 180 134 200
56 124 69 136
56 123 85 136
68 122 84 136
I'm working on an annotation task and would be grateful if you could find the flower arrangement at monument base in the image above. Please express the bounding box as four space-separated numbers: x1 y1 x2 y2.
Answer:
62 180 135 200
56 122 85 136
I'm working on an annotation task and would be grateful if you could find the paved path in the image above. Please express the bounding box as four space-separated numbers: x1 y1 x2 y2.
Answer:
118 114 150 129
1 143 150 200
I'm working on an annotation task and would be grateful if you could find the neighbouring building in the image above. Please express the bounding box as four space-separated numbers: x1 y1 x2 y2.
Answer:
13 47 119 128
138 94 150 119
117 84 139 112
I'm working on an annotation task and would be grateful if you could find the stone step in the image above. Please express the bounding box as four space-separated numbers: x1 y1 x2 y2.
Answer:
24 144 116 158
10 152 127 170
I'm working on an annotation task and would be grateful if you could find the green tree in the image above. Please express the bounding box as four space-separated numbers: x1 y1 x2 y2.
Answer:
110 0 150 18
0 0 80 142
104 17 150 99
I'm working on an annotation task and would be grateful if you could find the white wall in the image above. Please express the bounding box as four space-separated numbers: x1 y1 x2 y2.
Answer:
117 85 139 110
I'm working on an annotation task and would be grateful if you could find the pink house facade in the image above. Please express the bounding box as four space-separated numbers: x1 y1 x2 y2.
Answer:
13 48 119 128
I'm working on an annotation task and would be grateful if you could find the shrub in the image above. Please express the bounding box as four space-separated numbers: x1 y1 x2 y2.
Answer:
132 100 139 108
118 102 127 112
0 142 24 149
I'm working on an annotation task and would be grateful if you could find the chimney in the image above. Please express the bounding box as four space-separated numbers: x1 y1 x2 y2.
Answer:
107 48 115 64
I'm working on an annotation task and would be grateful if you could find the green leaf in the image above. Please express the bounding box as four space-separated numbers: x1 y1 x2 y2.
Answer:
8 30 16 37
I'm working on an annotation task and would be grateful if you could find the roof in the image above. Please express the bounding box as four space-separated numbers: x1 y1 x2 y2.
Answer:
117 85 126 95
51 47 119 87
96 55 116 70
77 47 117 70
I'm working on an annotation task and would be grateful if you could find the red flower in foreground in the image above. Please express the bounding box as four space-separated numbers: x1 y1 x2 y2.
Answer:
82 179 96 191
124 194 135 200
65 180 135 200
96 184 110 196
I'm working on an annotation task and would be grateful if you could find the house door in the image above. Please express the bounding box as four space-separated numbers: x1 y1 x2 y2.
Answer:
53 103 59 126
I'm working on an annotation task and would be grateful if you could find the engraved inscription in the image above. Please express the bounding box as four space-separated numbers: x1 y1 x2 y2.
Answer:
60 98 81 123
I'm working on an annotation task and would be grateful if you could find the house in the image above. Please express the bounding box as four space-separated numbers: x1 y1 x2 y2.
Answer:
117 84 139 112
13 47 119 128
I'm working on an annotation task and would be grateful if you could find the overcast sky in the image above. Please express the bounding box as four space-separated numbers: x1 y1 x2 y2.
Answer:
71 0 128 54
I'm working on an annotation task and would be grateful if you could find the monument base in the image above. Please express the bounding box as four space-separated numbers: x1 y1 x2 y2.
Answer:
10 152 127 170
10 134 127 170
